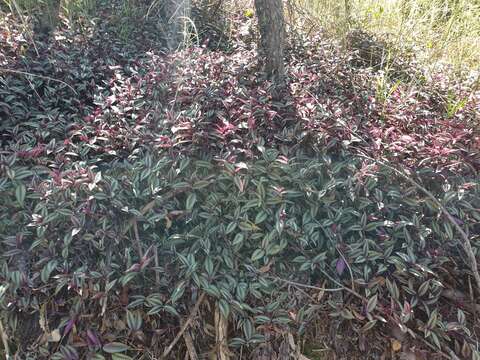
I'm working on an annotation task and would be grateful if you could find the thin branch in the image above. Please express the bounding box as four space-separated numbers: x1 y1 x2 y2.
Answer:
0 68 78 94
183 330 199 360
154 246 161 287
0 319 10 360
122 199 156 235
337 246 355 292
265 274 364 301
132 219 143 259
161 292 206 359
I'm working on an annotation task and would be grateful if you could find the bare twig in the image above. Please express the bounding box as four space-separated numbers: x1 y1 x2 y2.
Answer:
183 330 198 360
0 68 78 94
337 246 355 292
122 199 156 235
469 276 477 325
264 274 365 301
161 292 206 359
0 319 11 360
132 220 143 259
154 246 161 287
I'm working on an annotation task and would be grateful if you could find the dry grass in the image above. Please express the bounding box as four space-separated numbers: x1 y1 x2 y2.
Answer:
295 0 480 71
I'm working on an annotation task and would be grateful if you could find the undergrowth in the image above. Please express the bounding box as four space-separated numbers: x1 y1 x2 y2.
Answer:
1 2 480 360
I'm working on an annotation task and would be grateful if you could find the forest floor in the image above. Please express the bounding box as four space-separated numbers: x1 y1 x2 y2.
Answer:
1 2 480 359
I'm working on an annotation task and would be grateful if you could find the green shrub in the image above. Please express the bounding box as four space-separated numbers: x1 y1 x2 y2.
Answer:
1 5 479 357
2 144 480 357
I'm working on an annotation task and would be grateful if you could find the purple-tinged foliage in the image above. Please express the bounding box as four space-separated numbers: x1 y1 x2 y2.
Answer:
0 4 479 359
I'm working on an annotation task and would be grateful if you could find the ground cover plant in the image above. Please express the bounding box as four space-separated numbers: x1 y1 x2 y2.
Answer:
1 0 480 359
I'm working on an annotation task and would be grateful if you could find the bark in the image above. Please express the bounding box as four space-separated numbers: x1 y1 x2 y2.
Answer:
254 0 286 81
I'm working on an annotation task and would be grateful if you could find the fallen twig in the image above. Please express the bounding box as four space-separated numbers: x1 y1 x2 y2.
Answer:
161 292 206 359
183 330 198 360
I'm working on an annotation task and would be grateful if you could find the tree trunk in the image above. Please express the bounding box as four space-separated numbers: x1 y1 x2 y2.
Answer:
254 0 286 81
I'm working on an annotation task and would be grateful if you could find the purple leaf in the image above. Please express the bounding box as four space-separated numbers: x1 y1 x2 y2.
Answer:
336 258 346 276
63 317 76 336
451 216 464 225
86 329 101 348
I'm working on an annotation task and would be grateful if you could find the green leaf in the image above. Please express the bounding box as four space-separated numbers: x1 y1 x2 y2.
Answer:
147 305 163 315
254 210 268 224
103 342 129 353
171 282 185 303
236 283 248 301
226 222 237 234
41 260 57 283
229 338 246 347
164 305 180 317
232 233 244 246
366 295 378 313
444 222 453 240
126 310 142 331
361 320 377 332
186 193 197 211
15 184 26 207
89 354 106 360
243 319 253 340
427 309 438 329
219 299 230 318
386 278 399 300
112 354 133 360
204 257 214 276
193 180 210 189
299 261 312 271
239 221 254 231
418 280 429 297
266 244 282 255
251 249 265 261
255 315 271 324
340 309 354 320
